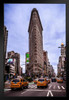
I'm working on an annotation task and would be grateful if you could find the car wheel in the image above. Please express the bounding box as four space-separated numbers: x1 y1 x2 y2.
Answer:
26 84 28 88
11 88 14 91
37 86 39 88
46 84 48 88
45 86 46 88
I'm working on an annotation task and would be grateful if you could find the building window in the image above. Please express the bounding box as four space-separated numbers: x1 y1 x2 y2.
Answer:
35 64 37 66
34 34 36 36
35 46 37 49
34 49 37 52
35 68 37 71
34 53 37 55
35 43 37 45
35 60 37 63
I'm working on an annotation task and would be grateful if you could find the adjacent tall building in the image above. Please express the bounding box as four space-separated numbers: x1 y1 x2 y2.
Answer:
4 26 8 58
4 26 8 81
7 51 21 75
57 43 66 79
28 8 44 76
43 50 47 76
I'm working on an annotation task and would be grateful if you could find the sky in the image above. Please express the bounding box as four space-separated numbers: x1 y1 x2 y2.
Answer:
4 4 66 75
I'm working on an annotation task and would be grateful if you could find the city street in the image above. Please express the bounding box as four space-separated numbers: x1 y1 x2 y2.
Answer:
4 81 66 97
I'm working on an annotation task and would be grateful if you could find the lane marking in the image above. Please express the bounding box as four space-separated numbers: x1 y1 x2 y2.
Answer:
29 85 37 89
49 85 52 89
61 86 65 89
26 89 65 92
58 86 60 89
31 85 36 88
47 90 53 97
31 86 35 88
21 90 28 94
53 86 56 89
21 88 66 95
34 86 37 88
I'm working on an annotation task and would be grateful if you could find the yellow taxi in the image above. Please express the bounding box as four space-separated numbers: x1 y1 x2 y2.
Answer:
10 78 28 90
56 77 63 83
37 78 48 88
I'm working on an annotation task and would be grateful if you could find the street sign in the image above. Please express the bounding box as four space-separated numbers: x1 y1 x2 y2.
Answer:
26 53 29 64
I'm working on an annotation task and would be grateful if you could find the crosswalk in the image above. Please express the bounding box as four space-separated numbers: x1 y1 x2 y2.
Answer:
28 84 37 89
28 84 66 90
4 85 66 92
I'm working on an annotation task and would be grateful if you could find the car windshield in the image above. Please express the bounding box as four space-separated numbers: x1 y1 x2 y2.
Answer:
60 77 63 79
12 79 19 82
45 77 48 78
57 78 61 80
38 79 44 82
59 78 63 79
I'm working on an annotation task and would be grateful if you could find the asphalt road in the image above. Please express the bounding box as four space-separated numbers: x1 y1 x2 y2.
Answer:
4 81 66 97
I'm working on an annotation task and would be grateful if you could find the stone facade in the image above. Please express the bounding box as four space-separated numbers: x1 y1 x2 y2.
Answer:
57 56 62 76
50 65 55 77
57 43 66 77
28 8 44 76
4 58 16 80
19 67 22 76
45 51 49 75
43 50 47 76
7 51 21 75
4 26 8 81
4 26 8 58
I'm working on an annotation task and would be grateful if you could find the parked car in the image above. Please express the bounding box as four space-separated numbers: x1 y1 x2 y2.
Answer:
10 78 28 90
56 77 63 83
51 77 56 82
37 78 48 88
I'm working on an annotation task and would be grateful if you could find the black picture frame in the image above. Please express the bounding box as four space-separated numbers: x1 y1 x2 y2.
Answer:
0 0 69 100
